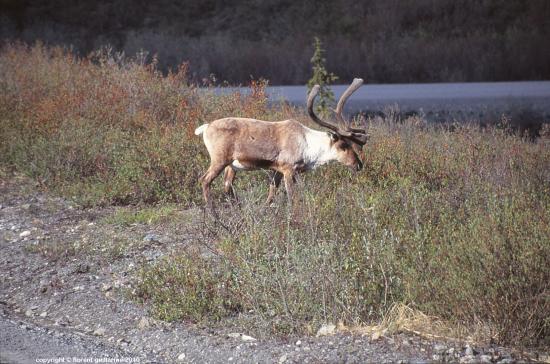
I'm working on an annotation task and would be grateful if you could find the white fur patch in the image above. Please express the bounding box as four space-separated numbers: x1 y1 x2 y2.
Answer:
302 128 338 170
194 124 209 135
231 160 249 170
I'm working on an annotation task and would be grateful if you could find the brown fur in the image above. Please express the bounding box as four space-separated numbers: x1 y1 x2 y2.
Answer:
197 117 363 206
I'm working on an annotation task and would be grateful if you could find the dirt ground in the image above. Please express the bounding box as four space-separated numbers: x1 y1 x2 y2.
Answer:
0 172 539 363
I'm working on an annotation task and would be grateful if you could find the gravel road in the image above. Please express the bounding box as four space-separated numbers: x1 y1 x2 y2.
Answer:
0 310 135 364
216 81 550 122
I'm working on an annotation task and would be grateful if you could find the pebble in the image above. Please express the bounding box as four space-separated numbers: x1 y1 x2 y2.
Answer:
459 355 476 363
143 233 160 243
241 334 257 342
138 317 151 329
433 344 447 353
19 230 31 238
464 345 474 356
278 354 288 364
479 355 492 363
93 327 106 336
100 283 112 292
39 311 47 317
177 353 186 361
295 340 302 346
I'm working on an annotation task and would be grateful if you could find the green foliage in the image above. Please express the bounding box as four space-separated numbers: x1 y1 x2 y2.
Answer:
307 37 338 118
136 252 240 322
100 205 178 226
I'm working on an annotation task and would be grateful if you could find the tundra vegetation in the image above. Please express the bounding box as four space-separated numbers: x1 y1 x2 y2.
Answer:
0 43 549 348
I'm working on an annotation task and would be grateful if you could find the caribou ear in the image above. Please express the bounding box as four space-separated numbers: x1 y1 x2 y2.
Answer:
328 132 339 142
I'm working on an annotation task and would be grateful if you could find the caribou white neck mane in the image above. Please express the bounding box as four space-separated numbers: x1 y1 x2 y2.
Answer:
301 127 339 170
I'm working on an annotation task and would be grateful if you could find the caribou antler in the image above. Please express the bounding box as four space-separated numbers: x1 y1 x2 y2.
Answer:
307 78 368 145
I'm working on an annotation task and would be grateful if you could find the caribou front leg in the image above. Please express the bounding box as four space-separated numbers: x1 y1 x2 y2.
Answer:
283 170 296 206
222 166 238 202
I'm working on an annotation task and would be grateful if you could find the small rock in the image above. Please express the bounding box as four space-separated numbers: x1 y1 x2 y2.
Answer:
55 317 70 326
143 233 160 243
460 355 476 364
278 354 288 364
432 354 441 361
295 340 302 346
21 204 31 210
177 353 186 361
316 323 336 337
447 347 455 355
25 309 33 317
74 263 90 273
479 355 492 363
100 283 112 292
464 345 474 356
497 359 514 364
402 338 412 347
241 334 257 342
433 344 447 353
138 317 151 330
226 332 257 342
93 327 106 336
39 311 47 318
19 230 31 238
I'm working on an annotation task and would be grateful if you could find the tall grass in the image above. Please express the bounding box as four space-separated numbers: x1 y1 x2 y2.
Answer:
1 43 548 348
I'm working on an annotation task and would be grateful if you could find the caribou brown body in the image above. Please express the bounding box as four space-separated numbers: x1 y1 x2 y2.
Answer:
195 78 368 206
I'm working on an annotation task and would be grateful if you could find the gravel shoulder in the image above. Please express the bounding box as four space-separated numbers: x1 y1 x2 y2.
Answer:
0 172 540 363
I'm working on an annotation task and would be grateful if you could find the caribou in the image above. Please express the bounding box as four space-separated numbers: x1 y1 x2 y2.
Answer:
194 78 368 206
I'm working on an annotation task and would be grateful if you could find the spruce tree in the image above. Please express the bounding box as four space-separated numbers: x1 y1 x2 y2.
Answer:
307 37 338 118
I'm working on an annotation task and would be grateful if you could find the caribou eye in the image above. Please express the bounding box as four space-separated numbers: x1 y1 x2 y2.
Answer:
338 143 350 151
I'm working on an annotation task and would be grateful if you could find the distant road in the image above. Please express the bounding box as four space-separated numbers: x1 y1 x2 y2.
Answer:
215 81 550 121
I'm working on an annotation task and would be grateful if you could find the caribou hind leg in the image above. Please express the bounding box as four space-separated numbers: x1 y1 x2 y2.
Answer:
200 161 229 208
